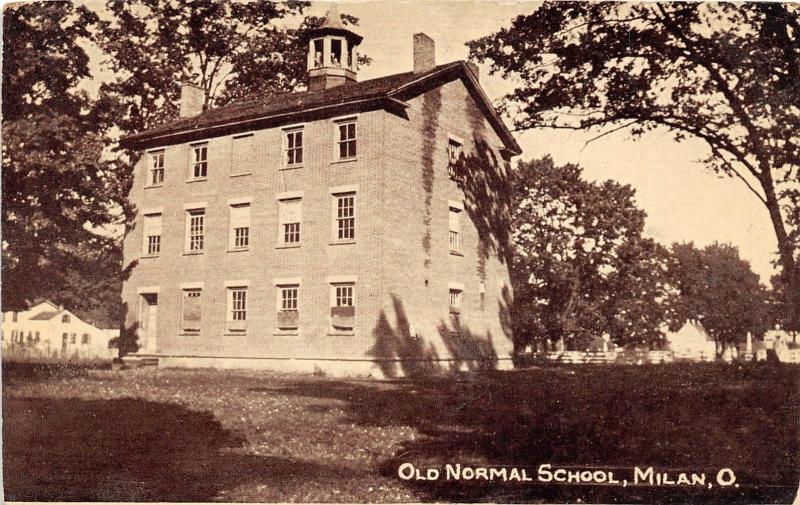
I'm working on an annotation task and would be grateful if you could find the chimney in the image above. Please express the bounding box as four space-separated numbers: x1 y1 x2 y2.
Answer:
179 82 204 118
413 33 435 73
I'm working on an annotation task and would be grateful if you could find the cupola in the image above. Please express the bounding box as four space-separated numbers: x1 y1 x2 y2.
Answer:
306 5 363 91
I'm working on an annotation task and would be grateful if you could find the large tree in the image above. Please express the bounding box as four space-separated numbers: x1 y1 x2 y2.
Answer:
2 2 130 321
510 157 672 351
96 0 368 135
469 2 800 330
667 242 772 347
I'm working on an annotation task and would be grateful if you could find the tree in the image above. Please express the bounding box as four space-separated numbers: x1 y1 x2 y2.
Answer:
469 2 800 330
510 157 672 351
667 242 771 348
2 2 130 318
96 0 369 135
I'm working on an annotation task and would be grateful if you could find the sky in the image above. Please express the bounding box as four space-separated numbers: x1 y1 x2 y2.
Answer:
314 0 775 281
77 0 777 282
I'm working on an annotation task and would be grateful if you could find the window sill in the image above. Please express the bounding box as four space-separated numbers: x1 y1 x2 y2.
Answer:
274 331 299 336
178 332 200 337
183 251 205 256
280 165 303 171
227 248 250 253
449 250 464 257
141 254 160 259
328 331 355 336
276 243 301 249
329 240 356 246
331 157 357 165
144 184 164 189
186 178 208 184
230 172 252 178
224 331 247 336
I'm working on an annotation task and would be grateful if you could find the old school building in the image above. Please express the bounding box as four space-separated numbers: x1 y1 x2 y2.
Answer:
121 10 521 376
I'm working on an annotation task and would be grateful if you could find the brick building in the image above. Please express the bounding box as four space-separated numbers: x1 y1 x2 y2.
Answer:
120 10 521 377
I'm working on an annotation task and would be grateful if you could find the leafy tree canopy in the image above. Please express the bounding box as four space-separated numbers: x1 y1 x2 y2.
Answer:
97 0 370 134
510 156 672 350
469 2 800 329
2 2 130 318
668 242 771 345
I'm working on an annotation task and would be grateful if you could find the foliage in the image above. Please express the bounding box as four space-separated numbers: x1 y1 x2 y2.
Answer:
509 157 672 350
469 2 800 329
2 2 130 318
96 0 369 135
668 242 772 345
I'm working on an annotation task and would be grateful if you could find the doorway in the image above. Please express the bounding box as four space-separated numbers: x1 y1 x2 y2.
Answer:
139 293 158 353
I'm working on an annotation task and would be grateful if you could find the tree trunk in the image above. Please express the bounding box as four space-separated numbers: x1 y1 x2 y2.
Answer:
762 177 800 331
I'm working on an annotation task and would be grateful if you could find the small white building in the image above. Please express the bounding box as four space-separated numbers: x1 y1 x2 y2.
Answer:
665 320 717 361
2 300 117 360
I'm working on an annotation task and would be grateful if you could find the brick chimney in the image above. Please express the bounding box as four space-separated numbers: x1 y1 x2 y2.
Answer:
179 82 204 118
413 33 435 73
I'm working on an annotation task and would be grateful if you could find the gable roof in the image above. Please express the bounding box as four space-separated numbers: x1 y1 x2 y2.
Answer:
121 61 521 155
29 310 60 321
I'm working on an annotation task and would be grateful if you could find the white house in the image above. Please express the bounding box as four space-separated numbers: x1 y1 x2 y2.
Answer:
664 320 716 361
2 300 117 360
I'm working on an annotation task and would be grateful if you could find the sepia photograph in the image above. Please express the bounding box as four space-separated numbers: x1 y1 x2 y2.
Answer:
1 0 799 503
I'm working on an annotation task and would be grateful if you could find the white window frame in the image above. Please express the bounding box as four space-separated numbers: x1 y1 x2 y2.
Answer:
283 126 304 169
228 199 252 251
181 287 203 333
230 133 256 177
334 118 357 161
449 288 463 314
332 192 356 242
148 150 165 186
277 194 303 246
184 205 206 253
329 280 356 333
448 201 463 255
142 211 163 257
447 135 464 179
189 142 208 180
226 286 248 333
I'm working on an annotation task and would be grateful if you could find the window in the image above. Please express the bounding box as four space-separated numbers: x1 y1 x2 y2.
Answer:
70 333 76 344
227 287 247 332
277 285 299 330
142 213 162 256
336 120 357 159
186 208 205 252
313 39 324 67
191 143 208 179
449 206 462 254
331 39 343 67
149 150 165 185
279 199 302 245
229 203 251 250
335 194 355 241
12 312 18 322
331 283 355 332
449 288 463 314
35 331 40 342
182 289 202 333
82 333 90 345
447 138 463 179
231 134 256 176
284 128 303 167
62 314 70 324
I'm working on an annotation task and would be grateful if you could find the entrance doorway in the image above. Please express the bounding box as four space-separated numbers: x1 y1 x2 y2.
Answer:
139 293 158 353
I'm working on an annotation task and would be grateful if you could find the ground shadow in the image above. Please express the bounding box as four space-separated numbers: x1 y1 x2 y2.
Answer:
3 396 357 501
265 364 800 504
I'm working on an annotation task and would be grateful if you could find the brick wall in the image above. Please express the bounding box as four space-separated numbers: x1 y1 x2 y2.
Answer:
122 76 515 376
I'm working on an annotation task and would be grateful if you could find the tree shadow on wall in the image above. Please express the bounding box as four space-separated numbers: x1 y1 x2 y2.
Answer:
436 317 498 373
367 295 442 379
368 295 508 378
452 137 515 266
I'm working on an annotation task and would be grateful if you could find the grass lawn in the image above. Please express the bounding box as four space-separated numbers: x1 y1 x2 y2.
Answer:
3 362 798 503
